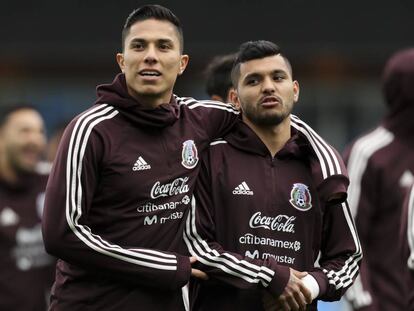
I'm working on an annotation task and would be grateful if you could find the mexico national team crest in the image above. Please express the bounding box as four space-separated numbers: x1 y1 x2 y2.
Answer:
289 183 312 211
181 140 199 169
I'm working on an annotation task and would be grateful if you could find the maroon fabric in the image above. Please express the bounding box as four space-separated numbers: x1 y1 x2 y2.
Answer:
344 48 414 311
0 171 55 311
42 74 239 310
383 48 414 139
186 121 360 311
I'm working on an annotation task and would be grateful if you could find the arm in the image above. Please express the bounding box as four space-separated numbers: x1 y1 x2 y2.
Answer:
176 96 239 138
343 143 378 310
183 157 290 297
42 106 190 290
309 200 362 302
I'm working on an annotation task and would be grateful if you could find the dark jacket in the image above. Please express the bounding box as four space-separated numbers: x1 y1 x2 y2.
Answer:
186 117 361 311
42 73 239 310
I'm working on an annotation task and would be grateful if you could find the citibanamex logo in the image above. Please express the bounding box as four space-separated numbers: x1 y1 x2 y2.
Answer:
249 212 295 233
150 177 190 199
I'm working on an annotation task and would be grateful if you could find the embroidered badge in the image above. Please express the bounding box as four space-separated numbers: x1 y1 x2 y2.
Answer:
289 183 312 211
181 140 199 169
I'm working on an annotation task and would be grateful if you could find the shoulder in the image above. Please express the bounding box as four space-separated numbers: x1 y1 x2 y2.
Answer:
290 114 345 179
345 126 395 177
175 95 239 114
345 126 394 163
64 104 121 139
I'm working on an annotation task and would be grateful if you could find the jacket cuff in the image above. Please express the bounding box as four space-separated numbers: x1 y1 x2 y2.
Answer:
266 264 291 296
309 269 328 298
172 254 192 289
302 274 320 300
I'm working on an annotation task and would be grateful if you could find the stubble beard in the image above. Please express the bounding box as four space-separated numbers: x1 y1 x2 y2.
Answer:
243 101 292 127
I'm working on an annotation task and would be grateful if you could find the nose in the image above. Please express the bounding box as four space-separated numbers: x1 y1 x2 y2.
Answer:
144 45 158 65
261 76 275 94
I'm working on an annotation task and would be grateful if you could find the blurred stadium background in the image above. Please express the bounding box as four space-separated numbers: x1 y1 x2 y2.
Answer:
1 1 412 309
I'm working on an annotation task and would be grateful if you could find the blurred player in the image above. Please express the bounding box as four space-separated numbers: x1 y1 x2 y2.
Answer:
344 48 414 310
0 105 55 311
205 53 236 102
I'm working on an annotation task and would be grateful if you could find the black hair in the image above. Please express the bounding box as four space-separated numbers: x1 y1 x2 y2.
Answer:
122 4 184 52
205 54 236 101
0 104 39 128
231 40 292 86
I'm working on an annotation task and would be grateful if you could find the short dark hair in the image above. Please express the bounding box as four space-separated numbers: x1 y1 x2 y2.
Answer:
122 4 184 53
231 40 292 86
0 104 40 128
205 54 236 100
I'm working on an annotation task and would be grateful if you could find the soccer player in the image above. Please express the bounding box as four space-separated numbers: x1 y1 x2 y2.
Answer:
41 4 239 310
184 41 361 311
344 48 414 311
0 105 55 310
205 53 237 102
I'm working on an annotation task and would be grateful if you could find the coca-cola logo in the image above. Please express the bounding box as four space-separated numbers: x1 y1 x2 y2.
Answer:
150 177 190 199
249 212 295 233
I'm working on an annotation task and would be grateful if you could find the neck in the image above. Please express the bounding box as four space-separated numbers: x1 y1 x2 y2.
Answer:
127 87 172 109
243 116 291 157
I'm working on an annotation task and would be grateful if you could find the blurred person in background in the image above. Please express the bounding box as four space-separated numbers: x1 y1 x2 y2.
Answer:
204 53 236 103
344 48 414 310
41 4 239 310
185 40 361 311
0 105 55 311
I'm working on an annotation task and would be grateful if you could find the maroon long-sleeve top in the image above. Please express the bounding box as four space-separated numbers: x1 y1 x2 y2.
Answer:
42 74 239 310
185 117 361 311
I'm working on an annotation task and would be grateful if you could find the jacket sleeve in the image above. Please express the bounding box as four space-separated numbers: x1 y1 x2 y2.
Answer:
308 200 362 301
342 144 378 310
177 96 239 139
183 157 291 297
42 109 190 290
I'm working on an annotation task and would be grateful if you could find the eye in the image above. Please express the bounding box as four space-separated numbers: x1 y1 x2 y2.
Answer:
246 78 258 85
131 42 145 50
159 42 172 51
273 73 286 81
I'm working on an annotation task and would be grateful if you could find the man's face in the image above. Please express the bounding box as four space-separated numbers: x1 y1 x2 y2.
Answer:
0 109 46 173
117 19 189 105
234 54 299 127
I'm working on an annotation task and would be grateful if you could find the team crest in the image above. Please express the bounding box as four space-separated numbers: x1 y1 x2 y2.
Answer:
289 183 312 211
181 140 199 169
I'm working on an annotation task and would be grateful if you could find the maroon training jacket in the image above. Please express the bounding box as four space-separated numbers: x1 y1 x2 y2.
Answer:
42 73 239 310
185 117 361 311
0 170 55 310
344 48 414 311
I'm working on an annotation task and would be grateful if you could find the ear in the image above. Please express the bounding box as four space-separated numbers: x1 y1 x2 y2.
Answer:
116 53 125 73
293 80 300 103
178 54 189 75
229 89 241 110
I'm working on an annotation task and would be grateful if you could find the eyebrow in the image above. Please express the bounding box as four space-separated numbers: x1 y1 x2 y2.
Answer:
129 38 175 46
244 69 288 81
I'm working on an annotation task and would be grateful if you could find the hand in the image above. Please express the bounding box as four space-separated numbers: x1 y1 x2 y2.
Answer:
190 256 209 280
262 268 312 311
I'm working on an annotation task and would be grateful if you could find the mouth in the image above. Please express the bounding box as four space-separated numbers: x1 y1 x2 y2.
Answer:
260 96 281 107
138 69 162 77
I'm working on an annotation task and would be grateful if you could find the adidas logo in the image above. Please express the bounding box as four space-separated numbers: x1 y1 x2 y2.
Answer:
233 181 254 195
132 156 151 171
